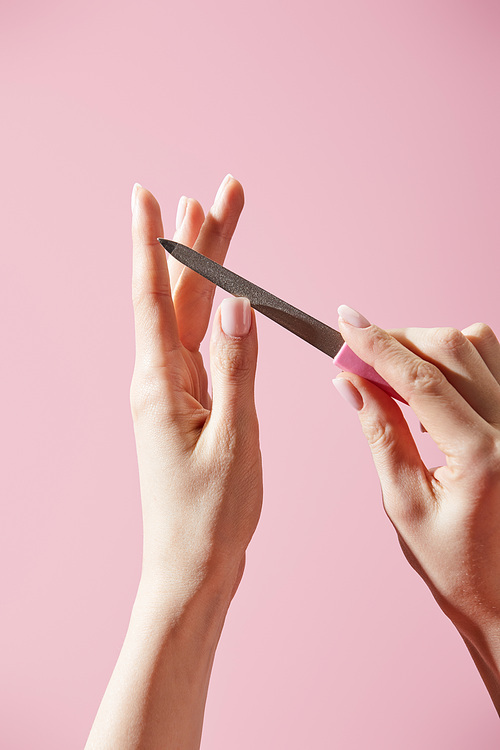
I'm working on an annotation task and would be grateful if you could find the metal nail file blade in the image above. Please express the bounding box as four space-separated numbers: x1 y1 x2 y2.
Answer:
159 238 344 358
158 239 405 403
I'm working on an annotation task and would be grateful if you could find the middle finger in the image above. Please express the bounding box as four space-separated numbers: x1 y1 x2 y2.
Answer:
388 326 500 425
174 175 245 351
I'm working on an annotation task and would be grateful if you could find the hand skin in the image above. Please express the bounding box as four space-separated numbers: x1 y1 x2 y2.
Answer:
334 309 500 714
85 177 262 749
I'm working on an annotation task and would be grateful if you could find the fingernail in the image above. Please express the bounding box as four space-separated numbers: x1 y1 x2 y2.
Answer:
214 173 233 206
221 297 251 337
131 183 141 214
338 304 371 328
176 196 188 231
332 377 363 411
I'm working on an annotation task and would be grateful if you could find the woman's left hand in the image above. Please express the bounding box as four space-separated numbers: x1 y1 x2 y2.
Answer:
130 177 263 605
86 177 263 750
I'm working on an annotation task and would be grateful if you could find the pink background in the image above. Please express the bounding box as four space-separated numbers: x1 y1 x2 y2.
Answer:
1 1 500 747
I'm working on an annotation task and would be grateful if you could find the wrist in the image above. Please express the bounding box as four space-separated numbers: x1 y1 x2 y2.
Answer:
140 534 246 604
135 556 241 640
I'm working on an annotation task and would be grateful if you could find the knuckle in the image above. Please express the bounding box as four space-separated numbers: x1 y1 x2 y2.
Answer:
191 282 215 308
213 342 253 381
132 274 172 310
405 358 445 398
215 225 235 243
366 326 391 359
429 327 467 354
362 414 398 454
203 213 234 244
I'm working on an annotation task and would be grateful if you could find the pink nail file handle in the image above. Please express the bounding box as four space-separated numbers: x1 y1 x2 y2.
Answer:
333 343 407 404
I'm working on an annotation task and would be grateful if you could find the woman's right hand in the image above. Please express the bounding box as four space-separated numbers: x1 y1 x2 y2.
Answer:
334 305 500 712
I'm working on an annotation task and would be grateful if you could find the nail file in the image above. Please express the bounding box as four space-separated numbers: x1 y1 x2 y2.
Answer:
158 239 405 403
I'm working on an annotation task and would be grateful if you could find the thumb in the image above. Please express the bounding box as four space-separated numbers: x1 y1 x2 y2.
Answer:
209 297 258 430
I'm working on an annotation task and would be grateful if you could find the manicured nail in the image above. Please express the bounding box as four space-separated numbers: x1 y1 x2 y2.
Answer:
332 377 363 411
214 173 233 206
221 297 251 337
176 196 188 231
131 183 141 214
338 304 371 328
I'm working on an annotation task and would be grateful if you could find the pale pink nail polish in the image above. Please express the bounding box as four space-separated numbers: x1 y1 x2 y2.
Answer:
337 304 370 328
176 196 188 231
221 297 251 337
332 377 363 411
